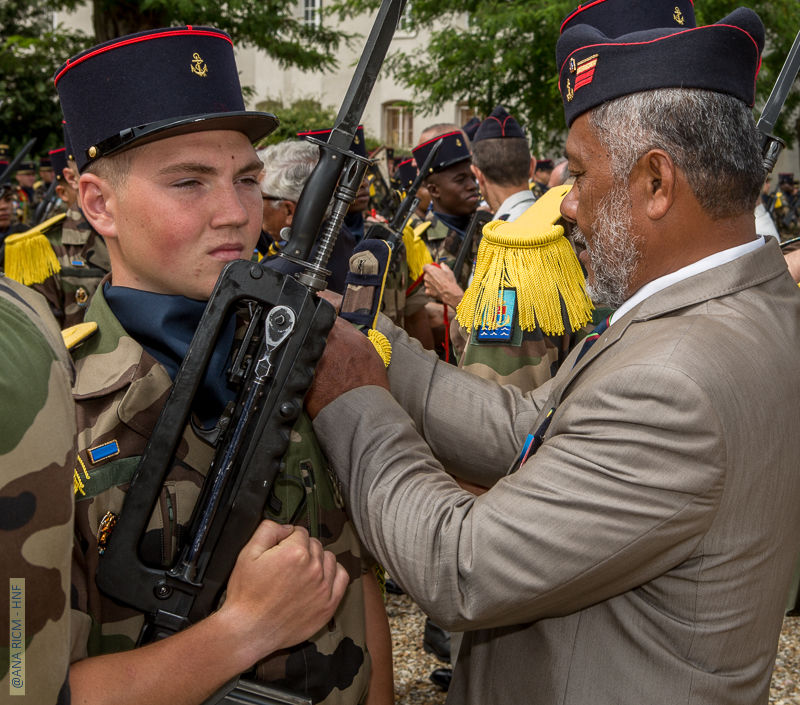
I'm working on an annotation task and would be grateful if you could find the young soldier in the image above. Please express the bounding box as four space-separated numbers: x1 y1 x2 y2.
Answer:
55 26 388 705
411 130 480 286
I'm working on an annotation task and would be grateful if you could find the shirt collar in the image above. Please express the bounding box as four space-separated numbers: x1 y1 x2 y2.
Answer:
610 236 766 325
495 189 536 219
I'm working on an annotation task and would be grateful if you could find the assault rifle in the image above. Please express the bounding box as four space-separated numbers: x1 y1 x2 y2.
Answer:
453 209 494 288
33 179 58 225
95 1 406 704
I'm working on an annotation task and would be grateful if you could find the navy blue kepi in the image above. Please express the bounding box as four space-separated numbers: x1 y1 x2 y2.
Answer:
55 26 278 170
413 131 471 175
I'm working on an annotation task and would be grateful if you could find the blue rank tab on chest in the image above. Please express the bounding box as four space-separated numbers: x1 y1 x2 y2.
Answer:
476 289 516 342
87 439 120 464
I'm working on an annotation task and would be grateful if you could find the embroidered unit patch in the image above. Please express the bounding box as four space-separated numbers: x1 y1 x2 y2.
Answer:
476 289 516 342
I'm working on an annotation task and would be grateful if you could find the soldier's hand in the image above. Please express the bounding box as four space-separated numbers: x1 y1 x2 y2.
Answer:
219 521 348 665
306 316 390 418
422 263 464 309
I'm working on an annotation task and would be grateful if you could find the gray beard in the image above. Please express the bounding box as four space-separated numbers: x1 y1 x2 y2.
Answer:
572 184 639 309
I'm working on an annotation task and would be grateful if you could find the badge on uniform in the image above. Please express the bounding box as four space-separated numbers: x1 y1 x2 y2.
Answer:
476 289 516 342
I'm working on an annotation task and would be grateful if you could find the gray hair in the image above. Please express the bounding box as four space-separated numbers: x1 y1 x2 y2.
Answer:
589 89 764 219
257 140 320 204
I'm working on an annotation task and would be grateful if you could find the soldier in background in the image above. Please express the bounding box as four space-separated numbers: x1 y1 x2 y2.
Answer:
5 143 111 329
0 184 27 254
14 159 37 225
412 131 479 284
421 107 537 351
530 158 554 199
471 105 536 221
0 276 76 704
772 172 799 240
39 155 55 186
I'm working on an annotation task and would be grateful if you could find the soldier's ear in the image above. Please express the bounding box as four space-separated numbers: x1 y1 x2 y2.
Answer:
528 156 536 181
79 173 119 240
426 174 440 200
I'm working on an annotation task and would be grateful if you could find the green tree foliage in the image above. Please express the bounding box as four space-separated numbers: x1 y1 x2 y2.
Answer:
89 0 346 71
0 0 88 154
335 0 800 154
254 98 339 145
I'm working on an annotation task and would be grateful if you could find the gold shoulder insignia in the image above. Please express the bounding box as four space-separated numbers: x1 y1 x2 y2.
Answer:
62 321 98 350
4 213 67 285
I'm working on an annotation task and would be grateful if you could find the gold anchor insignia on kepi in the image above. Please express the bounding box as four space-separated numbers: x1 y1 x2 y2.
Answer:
190 52 208 77
673 6 685 25
566 78 574 102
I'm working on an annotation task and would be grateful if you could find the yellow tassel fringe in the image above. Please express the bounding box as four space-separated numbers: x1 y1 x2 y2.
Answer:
456 188 593 336
367 328 392 367
402 220 433 282
5 222 62 286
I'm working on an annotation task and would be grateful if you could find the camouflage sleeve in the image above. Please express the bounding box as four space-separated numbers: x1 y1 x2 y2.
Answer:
0 277 76 705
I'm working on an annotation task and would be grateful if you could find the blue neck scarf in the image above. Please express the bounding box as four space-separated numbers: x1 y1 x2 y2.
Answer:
433 210 471 237
104 283 237 427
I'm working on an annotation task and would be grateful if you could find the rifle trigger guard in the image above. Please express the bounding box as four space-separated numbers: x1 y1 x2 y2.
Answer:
254 305 296 381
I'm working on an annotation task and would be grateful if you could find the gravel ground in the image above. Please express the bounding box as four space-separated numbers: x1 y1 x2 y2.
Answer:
387 593 800 704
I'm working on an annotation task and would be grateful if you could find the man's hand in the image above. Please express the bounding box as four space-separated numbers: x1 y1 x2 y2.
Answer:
218 521 349 665
317 288 343 313
423 263 464 309
306 317 390 419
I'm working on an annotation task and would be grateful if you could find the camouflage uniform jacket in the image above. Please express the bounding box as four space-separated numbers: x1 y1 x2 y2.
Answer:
457 323 583 394
34 207 110 329
0 276 76 704
70 284 372 704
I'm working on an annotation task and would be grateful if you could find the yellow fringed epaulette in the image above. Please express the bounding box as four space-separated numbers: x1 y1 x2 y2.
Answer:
62 321 98 350
4 212 66 286
402 220 433 282
456 185 593 336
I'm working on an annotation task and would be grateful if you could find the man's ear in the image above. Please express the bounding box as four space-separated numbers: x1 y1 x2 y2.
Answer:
425 175 440 200
284 199 297 226
79 173 118 240
634 149 676 221
470 164 487 193
528 156 536 181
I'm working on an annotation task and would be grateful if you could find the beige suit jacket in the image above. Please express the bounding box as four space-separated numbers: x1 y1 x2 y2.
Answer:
314 239 800 704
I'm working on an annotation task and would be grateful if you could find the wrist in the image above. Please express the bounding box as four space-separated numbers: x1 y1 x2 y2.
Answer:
203 606 275 673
